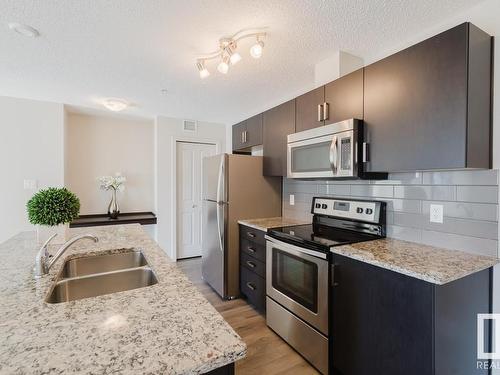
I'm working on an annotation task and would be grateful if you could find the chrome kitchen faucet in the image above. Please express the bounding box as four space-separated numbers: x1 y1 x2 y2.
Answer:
34 233 99 278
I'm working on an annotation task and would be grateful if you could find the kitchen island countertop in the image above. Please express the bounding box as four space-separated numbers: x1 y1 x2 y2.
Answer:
0 224 246 374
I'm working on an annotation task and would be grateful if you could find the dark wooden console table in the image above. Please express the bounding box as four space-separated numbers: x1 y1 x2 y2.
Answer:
70 212 157 228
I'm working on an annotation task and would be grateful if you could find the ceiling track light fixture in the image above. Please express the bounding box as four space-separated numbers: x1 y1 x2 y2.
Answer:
195 29 267 79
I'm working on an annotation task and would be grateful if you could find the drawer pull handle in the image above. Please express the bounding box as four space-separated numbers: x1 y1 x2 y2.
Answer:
246 282 256 291
246 261 256 268
247 232 256 238
247 247 256 253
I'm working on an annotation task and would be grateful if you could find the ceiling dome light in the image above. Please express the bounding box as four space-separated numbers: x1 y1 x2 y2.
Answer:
250 39 264 59
8 23 40 38
217 55 230 74
102 98 129 112
196 61 210 79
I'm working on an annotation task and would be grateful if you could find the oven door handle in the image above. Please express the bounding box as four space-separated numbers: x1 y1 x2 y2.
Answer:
265 235 327 259
329 135 338 175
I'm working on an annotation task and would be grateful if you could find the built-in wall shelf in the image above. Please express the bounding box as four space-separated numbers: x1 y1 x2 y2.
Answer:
69 212 157 228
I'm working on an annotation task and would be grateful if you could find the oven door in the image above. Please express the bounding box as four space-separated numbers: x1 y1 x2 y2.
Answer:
266 236 328 335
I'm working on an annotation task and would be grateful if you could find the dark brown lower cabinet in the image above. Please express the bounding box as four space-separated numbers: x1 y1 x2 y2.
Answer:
239 225 267 313
204 362 234 375
330 254 491 375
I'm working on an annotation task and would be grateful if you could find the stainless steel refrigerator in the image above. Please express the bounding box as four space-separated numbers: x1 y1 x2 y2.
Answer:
202 154 281 299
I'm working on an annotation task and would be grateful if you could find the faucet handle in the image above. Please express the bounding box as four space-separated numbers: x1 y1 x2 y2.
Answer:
39 233 57 257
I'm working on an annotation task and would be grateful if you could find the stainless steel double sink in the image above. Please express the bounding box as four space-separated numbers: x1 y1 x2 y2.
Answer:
46 250 158 304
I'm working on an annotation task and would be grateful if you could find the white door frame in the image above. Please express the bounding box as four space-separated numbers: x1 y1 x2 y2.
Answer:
171 136 220 261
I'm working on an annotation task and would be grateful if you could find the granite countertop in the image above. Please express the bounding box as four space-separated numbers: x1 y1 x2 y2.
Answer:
237 217 309 232
0 224 246 374
332 238 499 285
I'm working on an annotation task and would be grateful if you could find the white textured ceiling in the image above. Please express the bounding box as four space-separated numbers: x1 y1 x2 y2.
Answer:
0 0 484 124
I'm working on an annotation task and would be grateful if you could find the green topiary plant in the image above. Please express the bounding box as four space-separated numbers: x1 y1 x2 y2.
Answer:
27 187 80 226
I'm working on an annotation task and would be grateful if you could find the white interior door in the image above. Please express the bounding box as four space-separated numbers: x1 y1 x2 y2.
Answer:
176 142 216 259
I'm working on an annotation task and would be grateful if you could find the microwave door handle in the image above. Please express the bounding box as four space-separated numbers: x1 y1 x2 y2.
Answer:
329 135 338 175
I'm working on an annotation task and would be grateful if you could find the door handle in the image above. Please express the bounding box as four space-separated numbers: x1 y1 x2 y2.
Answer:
323 102 329 121
247 232 256 238
317 104 323 122
331 264 339 287
362 142 369 163
246 261 256 269
329 135 338 174
247 246 256 253
246 282 256 291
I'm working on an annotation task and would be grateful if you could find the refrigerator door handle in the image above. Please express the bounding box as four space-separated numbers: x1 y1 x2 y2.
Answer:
216 158 225 253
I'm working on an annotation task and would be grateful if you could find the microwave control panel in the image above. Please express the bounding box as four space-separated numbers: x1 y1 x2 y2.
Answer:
312 197 381 223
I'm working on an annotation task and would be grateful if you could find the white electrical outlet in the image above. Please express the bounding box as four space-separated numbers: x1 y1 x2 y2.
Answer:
430 204 444 223
289 194 295 206
23 179 37 190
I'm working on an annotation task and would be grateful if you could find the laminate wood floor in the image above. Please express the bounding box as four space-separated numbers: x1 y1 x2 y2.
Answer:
177 257 320 375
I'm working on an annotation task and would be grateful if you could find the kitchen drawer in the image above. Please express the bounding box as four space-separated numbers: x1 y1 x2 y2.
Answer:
241 252 266 278
240 238 266 263
240 266 266 312
240 225 266 246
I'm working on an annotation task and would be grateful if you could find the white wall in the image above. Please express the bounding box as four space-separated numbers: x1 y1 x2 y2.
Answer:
65 112 155 215
0 96 64 243
155 117 226 260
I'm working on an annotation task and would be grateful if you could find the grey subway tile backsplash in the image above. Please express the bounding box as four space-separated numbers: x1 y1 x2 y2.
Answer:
422 169 498 185
456 186 498 204
282 169 499 257
350 185 394 198
394 186 456 201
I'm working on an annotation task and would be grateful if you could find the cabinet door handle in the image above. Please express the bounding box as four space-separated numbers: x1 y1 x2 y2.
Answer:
331 264 339 287
362 142 369 163
247 246 256 253
246 261 256 268
323 102 329 121
244 131 248 143
247 232 256 238
246 282 256 291
241 132 244 143
317 104 323 121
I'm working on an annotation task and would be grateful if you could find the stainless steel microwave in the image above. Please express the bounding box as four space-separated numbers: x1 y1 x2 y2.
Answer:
287 119 364 179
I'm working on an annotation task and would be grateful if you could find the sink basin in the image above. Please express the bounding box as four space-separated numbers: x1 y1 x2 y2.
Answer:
60 250 148 278
46 267 158 303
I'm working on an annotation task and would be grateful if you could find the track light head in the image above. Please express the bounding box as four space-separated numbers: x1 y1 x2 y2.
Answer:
197 60 210 79
250 39 264 59
217 55 230 74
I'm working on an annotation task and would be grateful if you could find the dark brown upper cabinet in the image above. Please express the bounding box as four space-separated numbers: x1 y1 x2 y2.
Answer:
263 100 296 176
324 68 364 125
232 114 263 152
295 69 364 132
232 121 247 151
295 86 325 132
364 22 492 172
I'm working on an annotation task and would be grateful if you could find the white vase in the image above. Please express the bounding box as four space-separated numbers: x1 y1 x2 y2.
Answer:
37 224 68 245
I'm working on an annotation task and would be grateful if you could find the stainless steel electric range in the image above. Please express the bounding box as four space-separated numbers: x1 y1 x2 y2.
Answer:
265 197 386 374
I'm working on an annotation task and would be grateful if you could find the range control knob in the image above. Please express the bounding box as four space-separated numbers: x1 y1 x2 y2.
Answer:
321 204 328 209
315 203 321 209
356 207 364 214
366 208 373 215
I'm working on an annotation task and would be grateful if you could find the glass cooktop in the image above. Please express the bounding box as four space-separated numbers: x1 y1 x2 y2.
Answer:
267 224 381 253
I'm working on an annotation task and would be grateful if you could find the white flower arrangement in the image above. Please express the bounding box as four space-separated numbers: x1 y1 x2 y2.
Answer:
98 173 126 192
